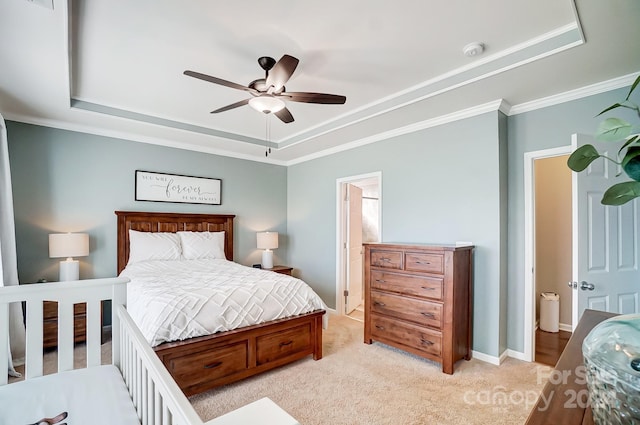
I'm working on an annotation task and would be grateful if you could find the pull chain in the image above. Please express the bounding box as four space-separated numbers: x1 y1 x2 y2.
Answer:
265 114 272 156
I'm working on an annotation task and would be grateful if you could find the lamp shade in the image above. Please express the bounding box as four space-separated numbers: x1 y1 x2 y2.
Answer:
49 233 89 258
257 232 278 250
249 95 285 114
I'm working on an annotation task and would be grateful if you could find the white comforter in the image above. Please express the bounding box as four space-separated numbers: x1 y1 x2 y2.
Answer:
120 259 328 347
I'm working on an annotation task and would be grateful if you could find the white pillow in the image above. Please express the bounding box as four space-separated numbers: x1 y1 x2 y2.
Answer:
178 231 226 260
128 230 182 264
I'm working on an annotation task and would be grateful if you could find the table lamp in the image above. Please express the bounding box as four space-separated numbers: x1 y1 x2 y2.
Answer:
49 233 89 281
257 232 278 269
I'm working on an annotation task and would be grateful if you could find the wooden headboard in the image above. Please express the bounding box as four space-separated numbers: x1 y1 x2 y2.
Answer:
115 211 235 274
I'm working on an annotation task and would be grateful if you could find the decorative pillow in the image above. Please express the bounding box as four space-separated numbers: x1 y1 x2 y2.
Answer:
178 231 226 260
128 230 182 264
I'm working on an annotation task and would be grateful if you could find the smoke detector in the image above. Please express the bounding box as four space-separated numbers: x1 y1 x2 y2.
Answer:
463 42 485 57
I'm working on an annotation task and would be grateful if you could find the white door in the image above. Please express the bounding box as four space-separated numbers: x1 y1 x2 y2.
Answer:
346 184 363 314
572 133 640 326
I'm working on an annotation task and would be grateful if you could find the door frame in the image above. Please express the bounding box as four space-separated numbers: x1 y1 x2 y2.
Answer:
335 171 382 315
523 145 571 362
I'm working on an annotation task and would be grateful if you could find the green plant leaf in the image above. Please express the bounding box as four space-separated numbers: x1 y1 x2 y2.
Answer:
625 75 640 101
597 102 624 116
596 117 632 141
618 134 639 157
567 145 601 172
601 181 640 205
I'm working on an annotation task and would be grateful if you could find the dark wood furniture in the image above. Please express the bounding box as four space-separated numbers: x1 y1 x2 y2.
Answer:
115 211 325 396
269 265 293 276
363 243 474 374
526 309 617 425
42 301 87 349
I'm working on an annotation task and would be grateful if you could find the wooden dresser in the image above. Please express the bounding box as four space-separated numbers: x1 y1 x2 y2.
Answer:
43 301 87 349
363 243 474 374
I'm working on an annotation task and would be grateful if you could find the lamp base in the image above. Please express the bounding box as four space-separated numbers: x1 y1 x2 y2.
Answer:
59 259 79 281
261 250 274 269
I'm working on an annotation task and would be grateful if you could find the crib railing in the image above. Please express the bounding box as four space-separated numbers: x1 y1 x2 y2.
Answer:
117 303 206 425
0 278 127 383
0 278 217 425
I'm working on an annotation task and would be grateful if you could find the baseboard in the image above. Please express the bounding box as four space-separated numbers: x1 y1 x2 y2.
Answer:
473 348 530 365
559 323 572 332
506 349 528 361
471 350 502 366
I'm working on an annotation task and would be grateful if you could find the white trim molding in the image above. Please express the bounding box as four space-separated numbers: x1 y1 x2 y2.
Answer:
523 146 572 363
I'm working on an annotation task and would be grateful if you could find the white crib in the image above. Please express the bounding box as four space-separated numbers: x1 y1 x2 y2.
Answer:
0 278 300 425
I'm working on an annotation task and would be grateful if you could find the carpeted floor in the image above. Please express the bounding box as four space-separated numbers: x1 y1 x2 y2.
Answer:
17 315 552 424
189 315 551 425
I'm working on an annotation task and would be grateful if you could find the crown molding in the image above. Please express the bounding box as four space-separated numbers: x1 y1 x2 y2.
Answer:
286 99 507 165
3 112 286 166
508 72 640 115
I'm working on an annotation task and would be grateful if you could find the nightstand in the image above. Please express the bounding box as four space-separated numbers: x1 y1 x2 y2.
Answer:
269 265 293 276
43 301 87 349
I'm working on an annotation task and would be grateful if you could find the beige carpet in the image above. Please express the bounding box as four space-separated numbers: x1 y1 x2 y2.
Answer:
190 315 551 425
15 316 551 424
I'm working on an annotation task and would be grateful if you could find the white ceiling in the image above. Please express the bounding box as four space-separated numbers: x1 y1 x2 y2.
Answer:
1 0 639 164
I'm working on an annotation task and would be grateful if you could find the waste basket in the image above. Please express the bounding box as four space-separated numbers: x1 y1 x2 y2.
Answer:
540 292 560 333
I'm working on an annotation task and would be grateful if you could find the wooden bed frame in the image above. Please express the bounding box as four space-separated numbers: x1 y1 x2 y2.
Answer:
115 210 325 396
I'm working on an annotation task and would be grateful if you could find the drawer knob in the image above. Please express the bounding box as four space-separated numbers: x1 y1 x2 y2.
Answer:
373 301 386 307
204 361 222 369
420 286 435 291
415 261 431 265
381 257 391 262
421 312 435 319
375 279 386 283
420 339 435 346
375 325 385 330
280 340 294 347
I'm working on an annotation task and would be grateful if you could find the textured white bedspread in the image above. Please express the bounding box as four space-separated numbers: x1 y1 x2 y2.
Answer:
120 259 328 347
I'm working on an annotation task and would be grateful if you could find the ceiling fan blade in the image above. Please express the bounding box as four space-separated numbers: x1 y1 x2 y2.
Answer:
281 92 346 104
274 107 294 123
266 55 299 92
210 98 251 113
184 70 257 94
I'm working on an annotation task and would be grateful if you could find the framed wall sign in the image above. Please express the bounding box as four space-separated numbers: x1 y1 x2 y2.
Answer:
135 170 222 205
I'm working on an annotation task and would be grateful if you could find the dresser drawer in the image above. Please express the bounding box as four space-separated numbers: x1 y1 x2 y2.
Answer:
371 290 442 329
370 270 443 301
256 324 312 365
370 250 403 269
165 341 248 388
405 252 444 274
370 313 442 357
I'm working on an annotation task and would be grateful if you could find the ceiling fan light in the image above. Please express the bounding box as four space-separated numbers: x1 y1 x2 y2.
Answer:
248 95 285 113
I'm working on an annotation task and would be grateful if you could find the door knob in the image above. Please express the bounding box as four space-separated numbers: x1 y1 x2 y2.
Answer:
580 281 595 291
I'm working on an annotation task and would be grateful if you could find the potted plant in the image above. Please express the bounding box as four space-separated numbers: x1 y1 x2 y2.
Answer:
567 75 640 205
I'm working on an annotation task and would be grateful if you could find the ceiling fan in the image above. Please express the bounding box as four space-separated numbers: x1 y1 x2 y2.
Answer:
184 54 346 124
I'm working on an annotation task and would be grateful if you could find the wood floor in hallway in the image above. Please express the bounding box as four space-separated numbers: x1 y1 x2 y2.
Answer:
535 328 571 366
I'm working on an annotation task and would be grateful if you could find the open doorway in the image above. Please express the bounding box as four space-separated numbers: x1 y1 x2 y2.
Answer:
524 147 572 364
335 172 382 320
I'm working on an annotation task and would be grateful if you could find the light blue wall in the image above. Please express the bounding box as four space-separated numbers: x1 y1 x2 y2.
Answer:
506 86 631 353
288 112 505 357
7 83 631 358
7 122 288 284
